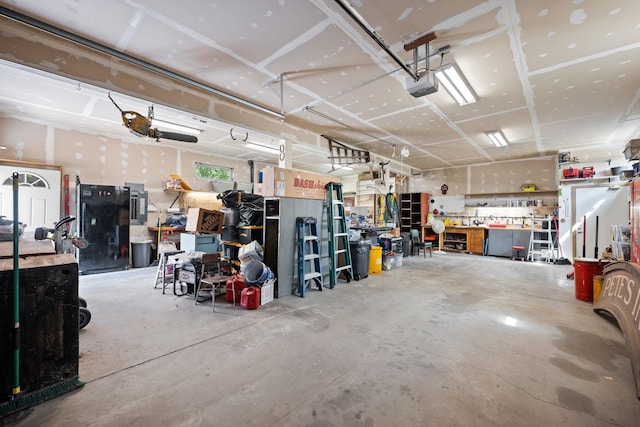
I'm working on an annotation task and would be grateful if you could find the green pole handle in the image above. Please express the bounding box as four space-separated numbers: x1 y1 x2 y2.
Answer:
12 172 20 395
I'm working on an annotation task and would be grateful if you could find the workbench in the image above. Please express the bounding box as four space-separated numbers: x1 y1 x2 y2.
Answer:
421 225 486 255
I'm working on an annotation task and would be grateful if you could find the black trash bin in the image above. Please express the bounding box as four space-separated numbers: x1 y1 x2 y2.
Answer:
401 232 411 257
131 240 152 268
349 240 370 281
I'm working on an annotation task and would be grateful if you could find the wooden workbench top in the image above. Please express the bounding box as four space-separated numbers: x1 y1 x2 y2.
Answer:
0 237 55 259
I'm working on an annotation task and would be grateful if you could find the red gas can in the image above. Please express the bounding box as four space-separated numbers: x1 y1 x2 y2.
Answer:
226 275 246 303
240 287 260 310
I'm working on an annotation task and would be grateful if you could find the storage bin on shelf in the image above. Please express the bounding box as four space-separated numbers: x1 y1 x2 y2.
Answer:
238 241 264 264
562 167 580 179
222 241 243 261
239 225 264 245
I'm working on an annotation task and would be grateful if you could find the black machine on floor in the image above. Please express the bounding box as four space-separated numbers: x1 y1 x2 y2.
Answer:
34 215 91 329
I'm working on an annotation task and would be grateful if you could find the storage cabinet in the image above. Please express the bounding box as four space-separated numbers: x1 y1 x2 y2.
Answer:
487 229 531 258
263 197 328 298
466 228 485 254
400 193 429 233
441 227 486 254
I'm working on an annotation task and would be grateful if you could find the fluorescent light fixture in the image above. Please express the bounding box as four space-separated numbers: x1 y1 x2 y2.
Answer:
434 63 476 105
486 130 508 148
247 140 279 154
151 119 201 135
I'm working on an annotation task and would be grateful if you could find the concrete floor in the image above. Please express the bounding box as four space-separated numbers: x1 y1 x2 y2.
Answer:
4 253 640 426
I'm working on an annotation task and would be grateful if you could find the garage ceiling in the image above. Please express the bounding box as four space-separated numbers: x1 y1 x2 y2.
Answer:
1 0 639 177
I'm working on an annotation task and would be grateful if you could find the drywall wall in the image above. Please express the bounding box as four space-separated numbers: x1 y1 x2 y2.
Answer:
409 156 557 195
0 116 253 240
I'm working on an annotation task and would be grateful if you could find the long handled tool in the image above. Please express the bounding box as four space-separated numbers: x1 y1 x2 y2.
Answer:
582 215 586 258
594 215 599 259
10 172 20 400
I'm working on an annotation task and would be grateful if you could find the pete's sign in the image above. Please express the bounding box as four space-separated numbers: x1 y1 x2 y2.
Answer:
595 262 640 399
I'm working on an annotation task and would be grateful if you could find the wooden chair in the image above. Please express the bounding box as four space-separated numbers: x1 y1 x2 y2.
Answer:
410 229 432 258
195 253 228 311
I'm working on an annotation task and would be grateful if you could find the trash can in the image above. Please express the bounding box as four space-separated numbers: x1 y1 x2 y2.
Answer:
401 232 411 257
369 245 382 275
573 257 610 301
350 240 370 281
131 240 152 268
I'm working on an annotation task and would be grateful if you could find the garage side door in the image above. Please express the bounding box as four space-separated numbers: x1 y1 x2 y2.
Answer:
0 165 61 231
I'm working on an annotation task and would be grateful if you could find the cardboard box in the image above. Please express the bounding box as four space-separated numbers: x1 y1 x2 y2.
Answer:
260 166 338 200
185 208 224 234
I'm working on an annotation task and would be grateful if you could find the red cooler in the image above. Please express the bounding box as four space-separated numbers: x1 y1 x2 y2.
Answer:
240 287 260 309
573 258 607 302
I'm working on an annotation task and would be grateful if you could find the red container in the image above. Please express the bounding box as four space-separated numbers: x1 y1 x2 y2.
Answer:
574 258 606 302
240 287 260 309
582 167 594 178
563 167 580 179
226 275 246 303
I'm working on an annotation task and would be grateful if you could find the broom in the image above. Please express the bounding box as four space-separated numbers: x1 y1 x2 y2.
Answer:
0 172 83 418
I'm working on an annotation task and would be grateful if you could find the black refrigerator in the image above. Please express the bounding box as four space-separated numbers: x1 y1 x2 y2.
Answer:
76 184 130 274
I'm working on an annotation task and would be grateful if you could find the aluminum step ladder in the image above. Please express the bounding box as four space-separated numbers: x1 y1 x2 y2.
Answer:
527 215 557 263
296 216 323 297
325 182 353 288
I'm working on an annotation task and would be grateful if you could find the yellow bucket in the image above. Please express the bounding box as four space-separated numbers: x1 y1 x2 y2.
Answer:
593 275 604 303
368 245 382 274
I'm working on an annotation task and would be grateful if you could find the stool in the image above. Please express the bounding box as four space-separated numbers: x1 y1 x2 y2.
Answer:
511 245 525 261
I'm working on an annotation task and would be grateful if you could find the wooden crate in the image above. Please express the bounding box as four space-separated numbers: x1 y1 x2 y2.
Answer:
185 208 224 234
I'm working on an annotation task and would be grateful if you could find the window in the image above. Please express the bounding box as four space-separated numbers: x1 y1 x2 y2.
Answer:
194 163 233 181
2 171 50 188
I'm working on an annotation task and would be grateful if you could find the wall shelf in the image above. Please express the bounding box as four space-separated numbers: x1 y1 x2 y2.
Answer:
559 176 615 183
466 190 558 197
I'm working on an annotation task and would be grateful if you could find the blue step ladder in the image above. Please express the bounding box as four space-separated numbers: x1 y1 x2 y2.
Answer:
296 216 323 297
325 182 353 288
